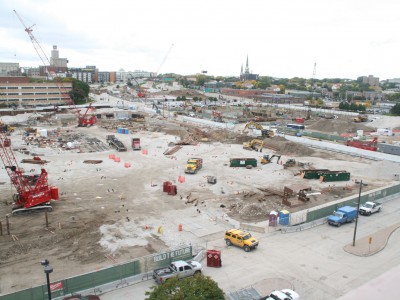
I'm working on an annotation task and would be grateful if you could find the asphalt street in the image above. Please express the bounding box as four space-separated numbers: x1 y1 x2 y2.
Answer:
100 195 400 300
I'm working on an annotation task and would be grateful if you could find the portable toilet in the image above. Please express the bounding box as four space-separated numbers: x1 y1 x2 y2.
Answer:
269 211 278 227
206 250 222 268
279 210 290 225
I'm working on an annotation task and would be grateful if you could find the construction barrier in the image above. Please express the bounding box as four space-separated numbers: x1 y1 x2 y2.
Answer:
0 246 193 300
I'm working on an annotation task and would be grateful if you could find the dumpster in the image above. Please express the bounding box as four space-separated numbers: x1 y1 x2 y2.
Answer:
207 250 222 267
229 158 257 168
163 181 172 193
279 210 290 225
168 185 177 196
269 210 278 227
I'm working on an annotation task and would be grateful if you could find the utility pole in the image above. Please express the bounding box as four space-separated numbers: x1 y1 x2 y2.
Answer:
352 180 363 246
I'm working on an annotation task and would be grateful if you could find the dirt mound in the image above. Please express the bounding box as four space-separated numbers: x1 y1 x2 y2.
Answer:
264 137 315 156
307 119 373 135
152 89 205 99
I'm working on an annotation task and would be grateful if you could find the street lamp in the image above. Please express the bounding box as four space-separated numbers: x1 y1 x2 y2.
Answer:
41 259 53 300
352 180 363 246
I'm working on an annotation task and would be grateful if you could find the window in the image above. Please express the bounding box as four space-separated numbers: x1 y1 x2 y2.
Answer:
184 265 191 271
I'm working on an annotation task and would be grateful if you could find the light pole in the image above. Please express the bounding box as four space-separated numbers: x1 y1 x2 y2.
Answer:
41 259 53 300
352 180 363 246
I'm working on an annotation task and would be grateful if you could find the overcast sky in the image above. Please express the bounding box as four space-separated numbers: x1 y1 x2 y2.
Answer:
1 0 399 80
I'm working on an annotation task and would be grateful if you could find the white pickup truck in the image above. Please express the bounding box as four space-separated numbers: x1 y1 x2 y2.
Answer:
153 260 202 284
359 201 382 216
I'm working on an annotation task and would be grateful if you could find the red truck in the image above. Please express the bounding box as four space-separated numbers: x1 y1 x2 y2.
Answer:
131 138 141 150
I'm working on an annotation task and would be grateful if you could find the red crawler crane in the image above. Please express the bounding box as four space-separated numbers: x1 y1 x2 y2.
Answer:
13 10 96 127
346 137 378 151
0 133 59 214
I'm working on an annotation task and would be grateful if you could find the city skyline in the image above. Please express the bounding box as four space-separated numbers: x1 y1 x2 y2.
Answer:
0 0 399 80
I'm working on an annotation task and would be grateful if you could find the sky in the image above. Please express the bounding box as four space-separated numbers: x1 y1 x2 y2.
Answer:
0 0 399 80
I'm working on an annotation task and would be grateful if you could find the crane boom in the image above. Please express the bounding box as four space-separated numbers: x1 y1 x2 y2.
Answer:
156 44 174 76
13 10 71 102
13 10 96 127
0 131 58 213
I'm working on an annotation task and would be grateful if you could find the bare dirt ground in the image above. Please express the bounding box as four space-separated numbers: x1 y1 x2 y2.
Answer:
0 105 398 294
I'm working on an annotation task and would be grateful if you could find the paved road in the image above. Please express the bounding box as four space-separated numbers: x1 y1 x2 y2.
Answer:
99 195 400 300
284 135 400 163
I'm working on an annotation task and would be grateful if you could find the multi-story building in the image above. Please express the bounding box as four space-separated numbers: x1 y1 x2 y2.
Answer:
22 67 41 78
69 66 97 84
0 76 72 107
98 72 111 83
50 45 68 68
0 63 20 76
361 75 379 87
97 71 116 83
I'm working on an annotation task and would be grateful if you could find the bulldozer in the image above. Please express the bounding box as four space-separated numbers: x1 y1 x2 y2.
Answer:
353 114 368 123
283 159 296 168
260 154 281 164
243 139 264 152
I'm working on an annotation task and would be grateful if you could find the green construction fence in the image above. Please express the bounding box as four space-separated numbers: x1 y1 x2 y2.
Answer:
0 246 192 300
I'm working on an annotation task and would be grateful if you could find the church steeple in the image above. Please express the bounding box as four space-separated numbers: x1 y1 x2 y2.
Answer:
245 55 249 74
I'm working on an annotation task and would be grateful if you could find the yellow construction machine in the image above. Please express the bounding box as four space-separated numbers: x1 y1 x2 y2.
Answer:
243 139 264 152
353 114 368 123
243 121 274 138
260 154 281 164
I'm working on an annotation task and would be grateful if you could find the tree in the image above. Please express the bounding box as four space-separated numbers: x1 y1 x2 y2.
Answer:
195 75 207 86
69 79 90 104
145 275 224 300
390 103 400 115
387 93 400 102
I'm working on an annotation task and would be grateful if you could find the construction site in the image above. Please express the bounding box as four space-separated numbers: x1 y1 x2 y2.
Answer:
0 88 400 296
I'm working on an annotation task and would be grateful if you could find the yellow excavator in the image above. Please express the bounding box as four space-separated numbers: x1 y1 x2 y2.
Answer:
261 154 281 164
243 121 274 138
243 139 264 152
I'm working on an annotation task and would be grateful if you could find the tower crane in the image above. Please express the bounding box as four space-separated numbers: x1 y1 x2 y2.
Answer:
0 130 59 214
13 10 96 127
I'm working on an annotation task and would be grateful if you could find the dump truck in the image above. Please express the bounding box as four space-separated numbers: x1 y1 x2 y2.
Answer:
327 206 357 227
106 135 127 152
131 138 141 150
153 260 202 284
185 158 203 174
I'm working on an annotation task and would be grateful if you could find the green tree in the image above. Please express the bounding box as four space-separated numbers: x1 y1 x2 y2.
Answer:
69 79 90 104
390 103 400 115
145 276 224 300
387 93 400 102
195 75 207 86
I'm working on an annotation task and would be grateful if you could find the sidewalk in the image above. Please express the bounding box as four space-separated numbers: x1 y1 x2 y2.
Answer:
344 222 400 256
